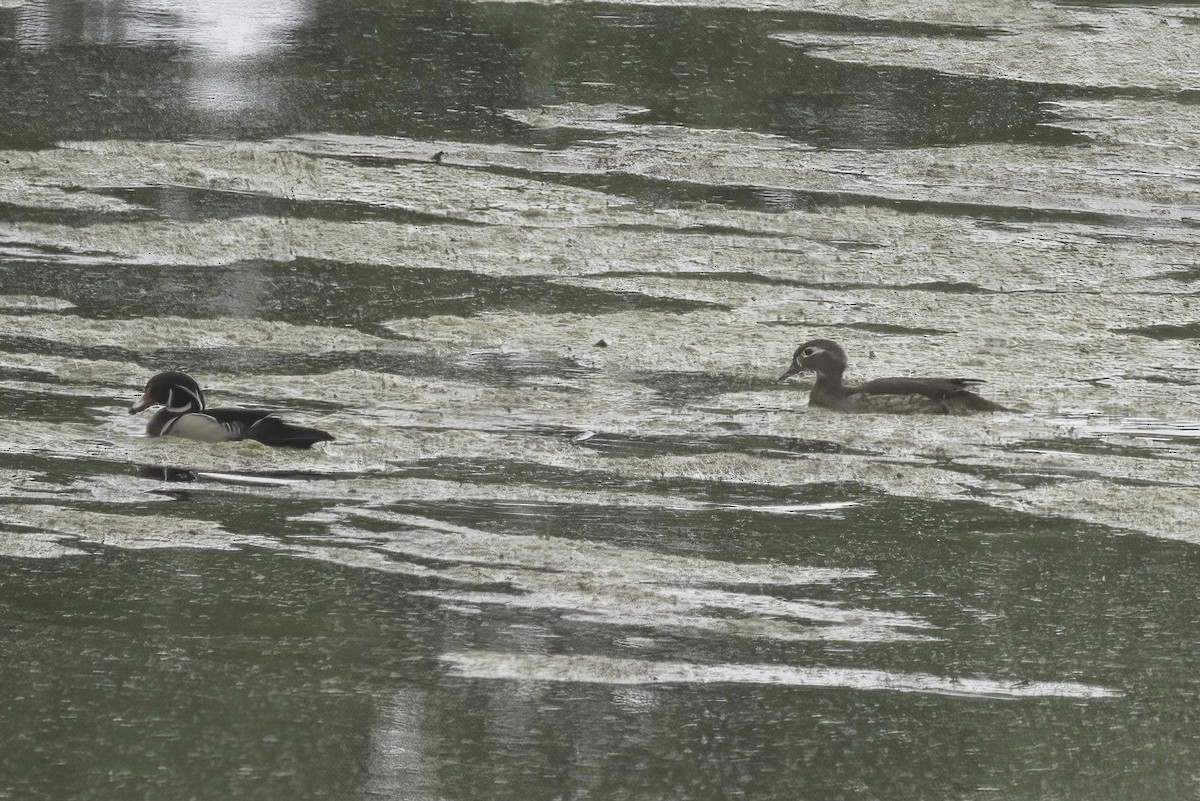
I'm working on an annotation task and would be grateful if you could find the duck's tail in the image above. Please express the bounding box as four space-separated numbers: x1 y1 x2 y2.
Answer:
246 416 336 449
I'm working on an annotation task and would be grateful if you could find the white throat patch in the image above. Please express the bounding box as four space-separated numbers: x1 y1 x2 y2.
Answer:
165 384 204 413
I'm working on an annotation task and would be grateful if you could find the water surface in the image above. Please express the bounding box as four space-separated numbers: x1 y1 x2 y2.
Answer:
1 0 1199 799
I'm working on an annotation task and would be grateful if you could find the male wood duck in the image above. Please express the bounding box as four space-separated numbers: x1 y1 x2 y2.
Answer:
130 371 334 448
778 339 1011 414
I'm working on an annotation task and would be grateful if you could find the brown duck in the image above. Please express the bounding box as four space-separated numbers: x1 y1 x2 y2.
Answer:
778 339 1010 414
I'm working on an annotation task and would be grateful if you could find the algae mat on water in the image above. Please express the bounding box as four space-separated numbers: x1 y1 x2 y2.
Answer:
1 1 1198 798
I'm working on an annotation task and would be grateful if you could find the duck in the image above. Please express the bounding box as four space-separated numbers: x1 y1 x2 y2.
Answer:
129 371 335 448
778 339 1011 414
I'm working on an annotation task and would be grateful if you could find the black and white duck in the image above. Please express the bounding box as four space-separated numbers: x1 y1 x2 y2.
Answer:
130 371 334 448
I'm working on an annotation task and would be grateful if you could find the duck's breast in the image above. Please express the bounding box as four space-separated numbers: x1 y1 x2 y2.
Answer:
160 413 242 442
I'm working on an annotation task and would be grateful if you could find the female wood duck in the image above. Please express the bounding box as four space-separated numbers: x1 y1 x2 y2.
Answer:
778 339 1011 414
130 371 335 448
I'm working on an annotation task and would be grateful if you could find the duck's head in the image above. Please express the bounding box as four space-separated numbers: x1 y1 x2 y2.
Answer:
130 371 206 415
778 339 848 382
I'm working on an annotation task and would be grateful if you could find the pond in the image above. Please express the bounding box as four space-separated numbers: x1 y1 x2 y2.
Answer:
1 0 1198 798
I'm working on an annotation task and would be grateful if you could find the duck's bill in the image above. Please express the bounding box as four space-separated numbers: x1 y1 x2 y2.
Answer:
130 390 153 414
778 364 806 382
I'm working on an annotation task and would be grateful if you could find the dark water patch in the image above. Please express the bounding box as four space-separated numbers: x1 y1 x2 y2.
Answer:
0 384 109 423
677 223 793 238
681 8 1004 40
0 4 527 144
0 0 1082 149
4 535 1199 801
745 66 1086 149
1158 266 1200 282
313 158 809 236
843 322 954 335
439 349 600 386
137 465 200 483
0 336 367 401
1115 322 1200 341
136 491 354 538
330 124 617 166
403 455 851 502
0 548 442 801
1055 0 1197 7
0 334 139 368
1114 373 1199 387
774 185 1135 226
443 163 818 217
901 281 994 295
1050 22 1107 33
515 124 622 150
948 459 1184 492
0 334 365 389
0 450 140 482
393 456 620 491
322 153 445 170
141 346 592 389
490 3 1074 148
595 269 994 299
385 485 1117 580
848 191 1132 226
90 185 485 228
572 431 846 459
132 465 362 487
389 419 852 467
606 222 799 239
0 256 721 331
628 369 783 401
385 491 862 564
763 320 955 336
0 240 118 261
0 199 158 227
227 346 597 388
823 238 886 252
0 452 338 503
0 118 57 151
597 270 803 288
570 171 817 214
1004 437 1190 462
133 345 596 389
0 38 199 145
0 364 71 384
427 680 1133 801
463 163 1136 227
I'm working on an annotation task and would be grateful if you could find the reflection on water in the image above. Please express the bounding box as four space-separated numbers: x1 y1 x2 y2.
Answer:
17 0 312 115
1 0 1199 799
3 0 1078 147
16 0 310 55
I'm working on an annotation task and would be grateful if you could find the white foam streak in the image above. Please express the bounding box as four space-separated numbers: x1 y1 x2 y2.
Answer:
443 652 1123 700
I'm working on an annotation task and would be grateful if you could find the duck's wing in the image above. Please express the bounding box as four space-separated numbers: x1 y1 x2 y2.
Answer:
243 414 335 449
204 407 333 448
851 377 1010 413
855 377 980 398
157 407 334 446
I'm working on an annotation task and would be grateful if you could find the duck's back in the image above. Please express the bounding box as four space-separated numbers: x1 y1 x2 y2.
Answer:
242 414 335 448
825 377 1009 414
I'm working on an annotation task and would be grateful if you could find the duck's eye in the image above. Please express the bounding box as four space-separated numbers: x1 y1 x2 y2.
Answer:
800 347 815 358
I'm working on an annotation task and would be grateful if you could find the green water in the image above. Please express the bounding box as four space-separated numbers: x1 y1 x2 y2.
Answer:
1 0 1198 798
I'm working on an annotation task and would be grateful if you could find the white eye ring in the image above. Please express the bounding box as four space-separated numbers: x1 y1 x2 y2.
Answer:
801 348 815 358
